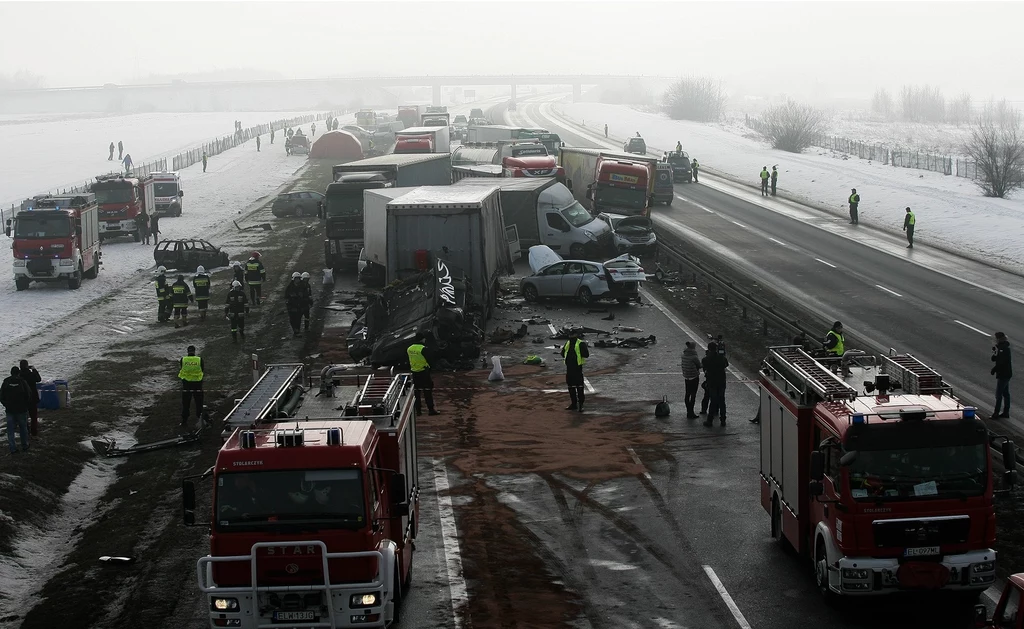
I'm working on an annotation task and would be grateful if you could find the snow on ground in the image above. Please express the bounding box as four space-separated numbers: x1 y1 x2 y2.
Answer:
558 101 1024 274
0 110 318 209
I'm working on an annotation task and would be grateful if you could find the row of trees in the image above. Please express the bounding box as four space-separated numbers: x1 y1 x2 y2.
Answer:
0 71 45 90
871 85 974 125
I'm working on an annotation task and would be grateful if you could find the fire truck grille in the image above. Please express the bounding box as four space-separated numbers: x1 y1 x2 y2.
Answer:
26 259 54 275
873 517 970 549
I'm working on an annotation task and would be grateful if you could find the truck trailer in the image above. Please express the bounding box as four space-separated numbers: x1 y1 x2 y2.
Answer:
7 192 101 290
324 153 452 269
393 126 451 154
559 147 658 218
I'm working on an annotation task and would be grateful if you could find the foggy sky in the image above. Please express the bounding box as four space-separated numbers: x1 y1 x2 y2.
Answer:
2 1 1022 102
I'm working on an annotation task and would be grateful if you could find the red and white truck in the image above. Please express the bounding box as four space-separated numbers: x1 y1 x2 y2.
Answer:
143 171 184 217
6 192 101 290
90 173 143 242
393 126 451 154
559 147 658 218
396 106 420 129
759 346 1015 599
452 141 563 180
185 367 418 629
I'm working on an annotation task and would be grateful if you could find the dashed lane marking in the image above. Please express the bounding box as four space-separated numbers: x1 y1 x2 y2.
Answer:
730 220 746 229
874 284 903 298
584 377 596 394
954 319 990 336
548 323 558 336
815 258 837 268
625 446 652 481
768 237 787 247
432 459 468 629
702 565 753 629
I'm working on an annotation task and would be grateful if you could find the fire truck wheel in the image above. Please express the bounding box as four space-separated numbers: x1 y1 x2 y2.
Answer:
770 498 782 540
84 255 99 279
15 277 29 291
814 538 836 603
68 267 82 290
666 197 673 206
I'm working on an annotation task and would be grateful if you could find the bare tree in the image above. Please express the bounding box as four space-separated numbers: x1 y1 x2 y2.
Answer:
871 88 894 119
963 101 1024 198
900 84 946 123
759 100 829 153
662 76 727 122
946 92 972 126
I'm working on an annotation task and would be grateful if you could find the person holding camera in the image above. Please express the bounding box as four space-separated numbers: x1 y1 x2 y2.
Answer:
702 341 729 427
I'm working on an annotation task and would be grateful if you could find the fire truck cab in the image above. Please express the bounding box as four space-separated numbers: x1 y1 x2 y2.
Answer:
7 193 101 290
90 173 143 241
185 366 418 629
759 346 1015 599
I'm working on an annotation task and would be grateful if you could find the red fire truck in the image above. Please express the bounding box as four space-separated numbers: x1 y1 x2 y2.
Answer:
759 346 1015 599
90 174 143 242
6 192 101 290
184 365 418 629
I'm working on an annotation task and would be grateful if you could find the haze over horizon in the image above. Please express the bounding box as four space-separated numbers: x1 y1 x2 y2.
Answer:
2 0 1023 103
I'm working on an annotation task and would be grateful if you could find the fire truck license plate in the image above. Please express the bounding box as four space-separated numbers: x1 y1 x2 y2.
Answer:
273 611 317 622
904 546 940 557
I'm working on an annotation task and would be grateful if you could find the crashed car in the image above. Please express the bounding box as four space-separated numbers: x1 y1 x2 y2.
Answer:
597 212 657 255
520 245 645 305
153 239 230 272
286 133 310 155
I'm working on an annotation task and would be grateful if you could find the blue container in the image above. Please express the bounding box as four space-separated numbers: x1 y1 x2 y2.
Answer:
38 382 59 410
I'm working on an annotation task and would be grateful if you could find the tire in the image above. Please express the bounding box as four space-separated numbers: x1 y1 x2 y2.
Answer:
15 277 29 291
83 255 98 279
522 283 539 302
68 267 82 290
771 498 783 541
814 538 837 603
294 206 305 218
133 231 141 243
577 286 593 305
666 198 673 206
617 297 630 305
569 243 586 258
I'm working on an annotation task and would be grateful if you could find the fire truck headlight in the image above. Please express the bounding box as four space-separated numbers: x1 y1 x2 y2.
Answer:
350 593 378 607
59 259 73 266
842 568 870 580
972 561 995 573
14 260 26 267
212 597 239 611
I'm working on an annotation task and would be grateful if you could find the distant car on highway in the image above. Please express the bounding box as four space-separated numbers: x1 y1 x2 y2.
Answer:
520 246 645 305
623 137 647 155
271 190 325 217
453 114 468 124
341 125 372 140
470 108 485 119
153 239 230 272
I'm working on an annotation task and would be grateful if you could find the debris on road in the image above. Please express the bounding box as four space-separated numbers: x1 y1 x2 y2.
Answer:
594 335 658 348
91 428 203 458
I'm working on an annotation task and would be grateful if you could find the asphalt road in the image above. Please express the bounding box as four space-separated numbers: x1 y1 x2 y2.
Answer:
511 99 1024 436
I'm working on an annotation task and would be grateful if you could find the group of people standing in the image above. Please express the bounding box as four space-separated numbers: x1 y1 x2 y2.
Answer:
759 166 779 197
106 140 133 174
681 341 730 425
154 265 211 328
1 360 42 454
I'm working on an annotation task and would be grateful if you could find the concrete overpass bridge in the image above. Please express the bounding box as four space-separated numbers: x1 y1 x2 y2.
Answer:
0 75 675 114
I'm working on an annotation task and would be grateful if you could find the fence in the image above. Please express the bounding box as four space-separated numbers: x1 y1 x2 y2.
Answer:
4 111 341 218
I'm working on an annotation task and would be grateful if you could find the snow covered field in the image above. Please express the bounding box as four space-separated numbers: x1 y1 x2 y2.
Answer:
1 110 318 209
557 101 1024 274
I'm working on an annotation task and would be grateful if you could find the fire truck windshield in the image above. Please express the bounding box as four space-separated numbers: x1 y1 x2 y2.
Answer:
15 214 72 238
153 183 178 197
94 188 134 204
595 185 646 210
216 469 366 530
847 443 987 501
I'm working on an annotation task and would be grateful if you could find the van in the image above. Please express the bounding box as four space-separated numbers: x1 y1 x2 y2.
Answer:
653 163 674 205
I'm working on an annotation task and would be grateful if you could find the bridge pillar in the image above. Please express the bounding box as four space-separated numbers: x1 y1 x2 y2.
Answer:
573 83 582 102
510 83 517 103
432 84 441 106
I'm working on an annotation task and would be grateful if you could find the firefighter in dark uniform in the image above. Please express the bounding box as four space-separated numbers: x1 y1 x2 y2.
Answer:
232 260 245 285
245 252 267 306
155 266 171 323
284 272 305 337
170 274 194 328
300 271 313 331
561 328 590 412
192 265 211 321
407 334 439 416
179 345 204 427
225 280 250 342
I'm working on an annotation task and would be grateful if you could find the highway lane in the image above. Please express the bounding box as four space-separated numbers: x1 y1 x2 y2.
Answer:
514 100 1024 431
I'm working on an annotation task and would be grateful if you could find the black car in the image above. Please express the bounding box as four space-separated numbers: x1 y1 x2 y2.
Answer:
272 190 325 217
153 239 230 272
623 137 647 155
665 150 692 182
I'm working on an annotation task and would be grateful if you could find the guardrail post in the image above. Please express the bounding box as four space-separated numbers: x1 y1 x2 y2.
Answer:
762 319 769 336
742 306 748 319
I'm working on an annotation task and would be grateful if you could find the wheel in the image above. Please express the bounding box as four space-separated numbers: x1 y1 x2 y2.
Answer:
294 206 305 218
814 538 836 603
617 298 630 305
666 198 673 206
770 498 782 540
569 243 586 258
68 267 82 290
133 230 141 243
635 293 642 304
522 283 539 302
15 277 29 291
83 255 98 279
577 286 593 305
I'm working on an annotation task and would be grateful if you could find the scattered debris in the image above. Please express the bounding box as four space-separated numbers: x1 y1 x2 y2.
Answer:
489 324 529 344
601 313 616 321
520 317 550 325
91 428 202 457
594 335 657 349
613 325 643 333
550 325 612 339
99 556 135 564
233 219 272 232
523 355 545 365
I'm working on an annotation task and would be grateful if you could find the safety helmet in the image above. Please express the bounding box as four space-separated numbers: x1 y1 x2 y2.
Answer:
292 272 301 279
231 260 240 267
301 272 310 280
196 265 206 274
252 251 261 259
232 280 242 288
157 265 166 273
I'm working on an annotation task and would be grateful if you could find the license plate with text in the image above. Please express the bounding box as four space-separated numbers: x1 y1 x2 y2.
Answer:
904 546 940 557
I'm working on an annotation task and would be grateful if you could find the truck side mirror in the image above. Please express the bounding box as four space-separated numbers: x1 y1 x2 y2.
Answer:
809 450 825 481
390 473 407 504
178 191 184 198
1002 440 1016 487
183 479 197 526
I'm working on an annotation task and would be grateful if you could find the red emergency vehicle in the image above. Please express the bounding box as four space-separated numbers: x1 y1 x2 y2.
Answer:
759 346 1015 599
185 366 418 629
6 192 101 290
90 173 143 241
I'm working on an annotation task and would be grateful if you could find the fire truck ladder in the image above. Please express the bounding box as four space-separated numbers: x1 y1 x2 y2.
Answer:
766 346 859 403
881 351 950 395
346 373 411 423
222 363 304 430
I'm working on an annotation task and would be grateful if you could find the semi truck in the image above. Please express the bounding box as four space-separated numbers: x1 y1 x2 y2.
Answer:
185 367 419 629
143 171 184 217
559 147 658 218
377 186 513 315
393 126 451 154
90 173 143 242
325 153 452 269
6 192 101 290
452 141 562 179
359 187 419 285
397 106 420 128
355 109 377 129
759 346 1014 599
452 177 610 258
419 112 450 128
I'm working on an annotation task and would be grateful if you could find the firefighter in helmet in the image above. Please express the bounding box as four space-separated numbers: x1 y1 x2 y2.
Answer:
155 266 171 323
225 280 250 342
192 266 211 321
170 273 194 328
245 252 267 306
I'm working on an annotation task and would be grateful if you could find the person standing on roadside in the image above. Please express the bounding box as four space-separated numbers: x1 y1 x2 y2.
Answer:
759 166 770 196
2 367 32 454
285 272 305 337
604 124 608 138
311 122 316 137
270 128 275 145
170 274 194 328
231 260 245 285
256 135 261 152
245 252 267 306
225 280 250 342
770 165 778 196
992 332 1013 419
117 140 123 160
137 207 151 244
691 157 700 183
681 341 702 419
702 342 729 427
561 328 590 412
202 152 208 173
192 266 211 321
903 206 915 248
149 212 161 245
122 153 133 175
407 334 440 416
848 188 860 224
108 142 115 161
178 345 205 427
300 271 313 331
155 266 171 323
18 360 41 436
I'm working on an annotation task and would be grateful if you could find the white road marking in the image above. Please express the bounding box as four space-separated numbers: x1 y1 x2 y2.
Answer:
954 319 990 336
584 377 596 394
625 446 652 481
815 258 837 268
768 237 787 247
730 220 746 229
702 565 753 629
547 323 558 336
432 459 468 629
874 284 903 298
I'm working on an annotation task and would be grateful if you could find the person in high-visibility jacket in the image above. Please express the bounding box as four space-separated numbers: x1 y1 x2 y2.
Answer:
155 266 171 323
178 345 205 426
903 206 915 248
245 252 267 306
192 266 211 321
823 321 851 376
170 274 194 328
759 166 770 196
407 335 439 416
848 188 860 225
561 328 590 412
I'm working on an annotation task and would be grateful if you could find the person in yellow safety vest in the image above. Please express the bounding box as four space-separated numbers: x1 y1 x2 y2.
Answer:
770 165 778 196
691 157 700 183
155 266 171 323
192 266 211 321
561 328 590 412
178 345 205 427
848 188 860 225
823 321 851 376
170 274 194 328
759 166 770 197
407 334 439 416
903 206 915 248
245 251 267 306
